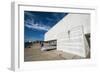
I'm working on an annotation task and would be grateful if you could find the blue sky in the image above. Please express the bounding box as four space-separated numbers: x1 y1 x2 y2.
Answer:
24 11 67 42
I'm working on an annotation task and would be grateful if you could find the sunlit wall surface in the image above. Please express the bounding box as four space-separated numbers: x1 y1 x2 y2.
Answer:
45 13 90 57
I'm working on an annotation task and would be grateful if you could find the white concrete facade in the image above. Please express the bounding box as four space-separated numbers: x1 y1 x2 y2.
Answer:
44 13 90 57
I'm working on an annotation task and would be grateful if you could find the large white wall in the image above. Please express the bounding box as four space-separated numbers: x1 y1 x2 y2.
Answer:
45 13 90 57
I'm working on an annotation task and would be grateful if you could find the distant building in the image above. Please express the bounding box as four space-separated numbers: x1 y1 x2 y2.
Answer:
44 13 90 57
41 40 57 51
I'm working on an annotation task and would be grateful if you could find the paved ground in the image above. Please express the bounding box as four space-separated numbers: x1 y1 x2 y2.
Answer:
24 44 86 62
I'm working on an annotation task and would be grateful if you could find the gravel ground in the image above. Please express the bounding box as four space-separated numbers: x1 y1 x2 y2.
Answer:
24 45 86 62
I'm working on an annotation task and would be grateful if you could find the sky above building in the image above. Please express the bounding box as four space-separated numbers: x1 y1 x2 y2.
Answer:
24 11 67 42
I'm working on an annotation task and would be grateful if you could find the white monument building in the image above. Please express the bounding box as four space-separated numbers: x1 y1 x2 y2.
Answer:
44 13 90 57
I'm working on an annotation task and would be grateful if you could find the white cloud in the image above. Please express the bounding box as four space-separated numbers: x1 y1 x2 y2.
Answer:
25 21 51 31
24 12 51 31
24 12 52 31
